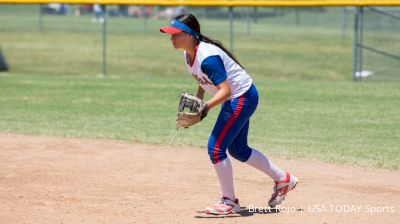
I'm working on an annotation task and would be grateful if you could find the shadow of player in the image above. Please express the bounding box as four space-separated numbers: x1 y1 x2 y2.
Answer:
194 207 283 219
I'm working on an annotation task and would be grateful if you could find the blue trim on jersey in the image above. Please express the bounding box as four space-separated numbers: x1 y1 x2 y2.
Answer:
171 19 200 39
200 55 227 86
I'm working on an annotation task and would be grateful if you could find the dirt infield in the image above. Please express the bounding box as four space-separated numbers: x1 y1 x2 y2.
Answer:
0 133 399 224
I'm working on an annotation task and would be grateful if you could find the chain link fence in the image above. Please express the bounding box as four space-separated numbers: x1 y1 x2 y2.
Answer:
0 4 399 80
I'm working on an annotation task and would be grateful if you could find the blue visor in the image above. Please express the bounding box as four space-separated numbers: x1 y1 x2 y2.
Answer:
170 19 200 39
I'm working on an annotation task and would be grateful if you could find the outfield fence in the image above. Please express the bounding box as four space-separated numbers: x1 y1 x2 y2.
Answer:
1 1 399 81
353 6 400 81
1 0 400 6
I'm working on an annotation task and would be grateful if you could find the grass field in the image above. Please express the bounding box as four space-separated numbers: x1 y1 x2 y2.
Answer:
0 5 399 169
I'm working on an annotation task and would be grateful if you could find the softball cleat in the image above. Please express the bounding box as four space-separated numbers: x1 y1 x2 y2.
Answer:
204 197 241 215
268 172 298 208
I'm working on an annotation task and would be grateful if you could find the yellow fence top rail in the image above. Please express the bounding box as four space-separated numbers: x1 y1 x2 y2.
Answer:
0 0 399 6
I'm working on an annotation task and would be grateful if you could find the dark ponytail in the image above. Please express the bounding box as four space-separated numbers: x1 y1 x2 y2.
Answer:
199 34 245 70
175 14 245 70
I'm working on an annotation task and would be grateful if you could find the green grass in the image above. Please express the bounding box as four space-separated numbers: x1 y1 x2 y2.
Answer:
0 5 399 169
0 29 354 80
0 74 399 170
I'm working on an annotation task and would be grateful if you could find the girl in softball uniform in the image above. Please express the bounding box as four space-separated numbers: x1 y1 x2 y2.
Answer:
160 14 298 215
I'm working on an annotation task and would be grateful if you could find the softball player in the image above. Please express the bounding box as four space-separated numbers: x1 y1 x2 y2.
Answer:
160 14 298 215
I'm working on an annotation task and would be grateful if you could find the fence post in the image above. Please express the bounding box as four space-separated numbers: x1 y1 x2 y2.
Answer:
352 7 360 81
341 6 348 39
142 6 148 32
246 7 251 35
101 4 107 76
295 7 300 26
253 6 258 23
358 6 364 80
38 5 43 32
229 6 234 52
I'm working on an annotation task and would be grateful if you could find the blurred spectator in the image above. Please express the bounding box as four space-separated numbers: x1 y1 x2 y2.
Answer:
155 6 187 19
0 49 9 72
144 6 153 18
92 4 105 23
75 4 93 16
175 6 186 15
127 6 152 18
109 5 129 17
41 3 69 15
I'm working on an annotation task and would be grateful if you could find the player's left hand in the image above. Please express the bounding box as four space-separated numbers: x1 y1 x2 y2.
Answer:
176 92 208 128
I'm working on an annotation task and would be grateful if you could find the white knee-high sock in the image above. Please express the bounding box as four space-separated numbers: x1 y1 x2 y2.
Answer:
246 149 285 181
213 157 236 200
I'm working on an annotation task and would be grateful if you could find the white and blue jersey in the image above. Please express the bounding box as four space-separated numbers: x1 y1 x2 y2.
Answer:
184 41 253 100
184 41 260 164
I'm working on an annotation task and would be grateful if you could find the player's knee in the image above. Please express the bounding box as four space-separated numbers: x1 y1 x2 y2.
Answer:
228 143 252 162
207 142 227 164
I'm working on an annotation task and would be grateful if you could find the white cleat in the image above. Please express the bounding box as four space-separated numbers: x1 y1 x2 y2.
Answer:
204 197 241 215
268 172 298 208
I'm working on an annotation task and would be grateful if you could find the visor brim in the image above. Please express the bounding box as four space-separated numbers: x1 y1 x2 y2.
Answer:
159 25 182 34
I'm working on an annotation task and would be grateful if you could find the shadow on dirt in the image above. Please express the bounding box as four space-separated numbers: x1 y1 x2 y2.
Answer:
194 207 300 218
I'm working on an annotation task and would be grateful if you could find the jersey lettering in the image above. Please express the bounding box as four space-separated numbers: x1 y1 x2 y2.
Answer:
193 74 212 85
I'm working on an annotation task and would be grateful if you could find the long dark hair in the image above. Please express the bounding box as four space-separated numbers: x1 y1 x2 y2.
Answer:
174 14 245 69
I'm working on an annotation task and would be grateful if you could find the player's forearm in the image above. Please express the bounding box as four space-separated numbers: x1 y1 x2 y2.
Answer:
196 86 205 100
206 82 231 110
